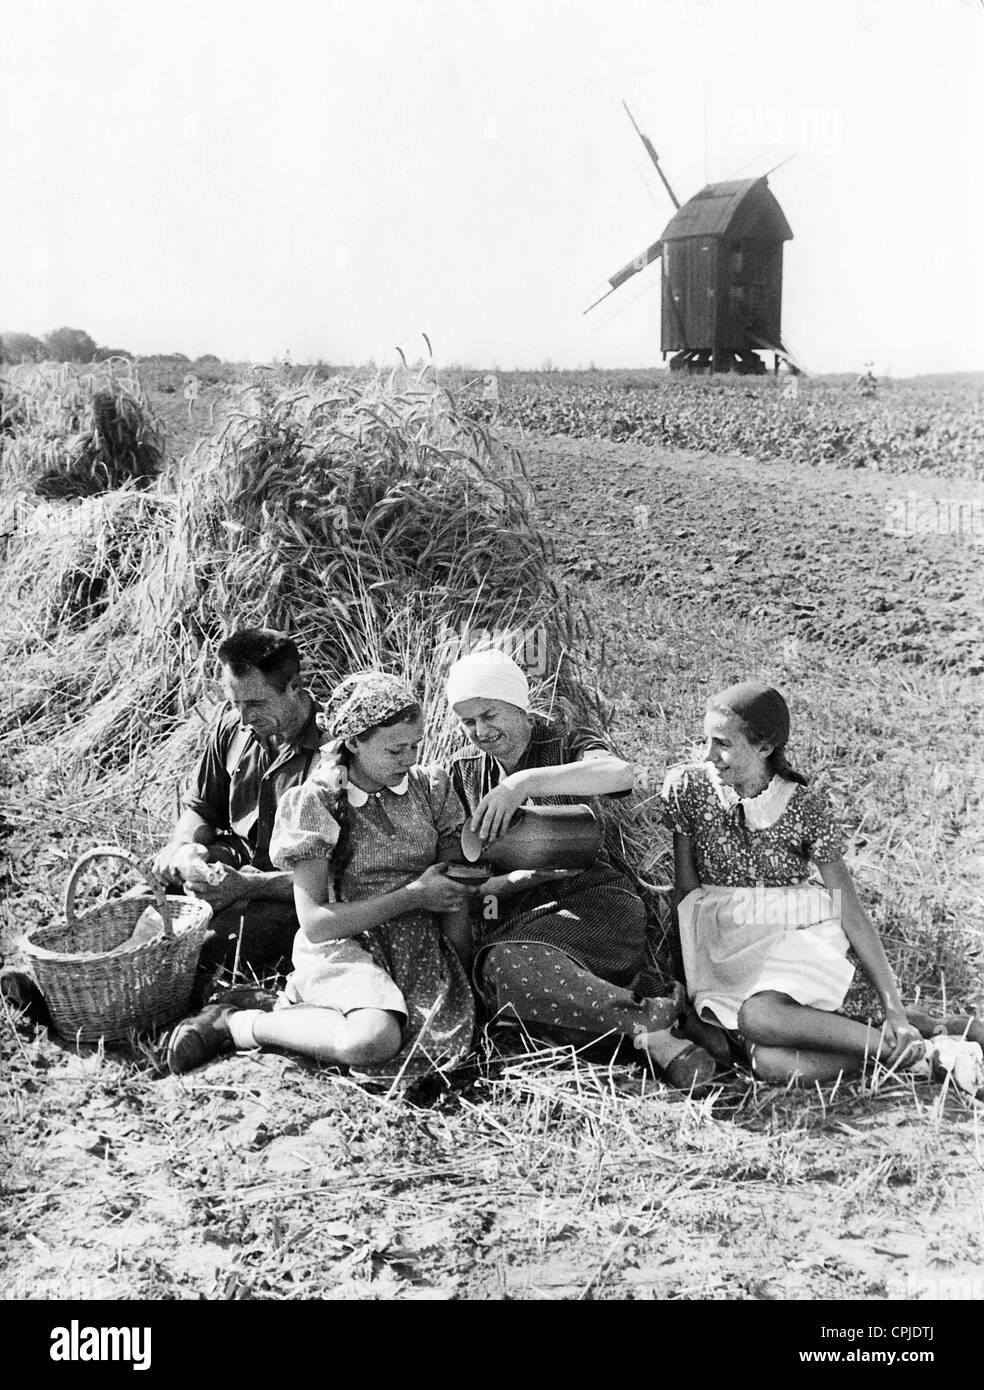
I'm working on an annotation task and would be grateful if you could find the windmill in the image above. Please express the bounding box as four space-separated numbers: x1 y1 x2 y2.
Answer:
587 102 801 375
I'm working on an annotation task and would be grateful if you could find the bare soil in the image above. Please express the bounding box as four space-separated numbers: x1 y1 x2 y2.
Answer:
516 429 984 676
4 1033 983 1303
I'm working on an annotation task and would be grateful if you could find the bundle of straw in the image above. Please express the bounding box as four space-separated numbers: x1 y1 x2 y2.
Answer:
1 490 174 642
0 359 163 499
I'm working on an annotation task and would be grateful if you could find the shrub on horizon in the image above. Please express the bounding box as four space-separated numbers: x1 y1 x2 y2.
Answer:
1 331 45 363
44 327 98 363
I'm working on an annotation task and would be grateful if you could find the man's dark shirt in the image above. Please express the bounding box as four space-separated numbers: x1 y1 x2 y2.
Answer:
182 696 323 872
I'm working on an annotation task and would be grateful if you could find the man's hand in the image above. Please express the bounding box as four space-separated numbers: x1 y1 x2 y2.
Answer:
152 842 186 885
469 779 528 844
154 842 218 887
478 868 575 901
182 865 255 912
405 864 480 914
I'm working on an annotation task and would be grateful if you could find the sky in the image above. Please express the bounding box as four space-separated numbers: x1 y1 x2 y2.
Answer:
2 0 983 375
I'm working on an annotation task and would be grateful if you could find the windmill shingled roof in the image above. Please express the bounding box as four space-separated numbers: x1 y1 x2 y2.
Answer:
660 178 793 241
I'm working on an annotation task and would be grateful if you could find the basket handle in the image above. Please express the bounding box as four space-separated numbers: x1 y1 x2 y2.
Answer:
64 845 174 937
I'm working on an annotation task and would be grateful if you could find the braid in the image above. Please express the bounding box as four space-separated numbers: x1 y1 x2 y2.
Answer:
768 746 810 787
320 740 355 896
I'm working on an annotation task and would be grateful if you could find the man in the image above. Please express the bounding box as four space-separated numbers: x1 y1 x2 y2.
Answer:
445 649 714 1089
0 628 323 1027
154 627 323 979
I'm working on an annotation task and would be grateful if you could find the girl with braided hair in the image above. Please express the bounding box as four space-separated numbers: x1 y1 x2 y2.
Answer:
166 672 476 1075
662 682 984 1091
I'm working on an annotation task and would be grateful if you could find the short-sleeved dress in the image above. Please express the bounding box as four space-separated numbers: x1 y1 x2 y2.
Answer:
451 716 648 989
660 761 854 1031
269 765 475 1070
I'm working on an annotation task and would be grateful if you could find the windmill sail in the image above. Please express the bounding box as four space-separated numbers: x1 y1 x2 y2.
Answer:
609 240 663 290
622 101 680 210
584 240 662 314
747 332 805 374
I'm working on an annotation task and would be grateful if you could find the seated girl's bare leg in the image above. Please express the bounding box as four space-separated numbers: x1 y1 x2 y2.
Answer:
738 991 921 1066
748 1043 862 1085
250 1006 402 1066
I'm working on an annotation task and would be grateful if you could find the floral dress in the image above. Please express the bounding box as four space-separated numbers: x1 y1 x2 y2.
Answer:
660 761 854 1031
270 765 475 1071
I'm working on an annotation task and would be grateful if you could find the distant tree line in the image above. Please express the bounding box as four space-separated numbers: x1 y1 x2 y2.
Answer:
1 327 101 363
0 327 224 366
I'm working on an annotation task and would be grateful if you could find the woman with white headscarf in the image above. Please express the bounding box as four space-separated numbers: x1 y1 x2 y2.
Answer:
446 650 713 1087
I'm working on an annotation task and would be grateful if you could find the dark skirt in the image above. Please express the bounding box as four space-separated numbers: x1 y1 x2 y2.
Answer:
476 862 647 988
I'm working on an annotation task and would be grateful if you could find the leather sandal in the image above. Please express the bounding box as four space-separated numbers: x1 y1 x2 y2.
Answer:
662 1041 718 1095
0 968 51 1028
633 1028 719 1096
166 1003 236 1075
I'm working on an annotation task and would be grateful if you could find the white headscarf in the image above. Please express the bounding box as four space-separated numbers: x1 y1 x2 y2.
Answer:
445 650 530 712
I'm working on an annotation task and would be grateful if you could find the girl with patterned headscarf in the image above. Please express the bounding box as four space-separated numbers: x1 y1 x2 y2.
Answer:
166 671 476 1077
661 681 984 1093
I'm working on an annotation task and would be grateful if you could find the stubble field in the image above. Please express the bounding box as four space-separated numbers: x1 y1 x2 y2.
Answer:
1 361 982 1304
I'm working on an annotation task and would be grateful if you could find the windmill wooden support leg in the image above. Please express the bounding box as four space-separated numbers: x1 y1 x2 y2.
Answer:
736 350 766 376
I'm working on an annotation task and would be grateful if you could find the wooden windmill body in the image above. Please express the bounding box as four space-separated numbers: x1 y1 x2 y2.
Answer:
589 105 799 374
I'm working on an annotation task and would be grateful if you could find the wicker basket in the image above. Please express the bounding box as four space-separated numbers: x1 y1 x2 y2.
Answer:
22 846 213 1043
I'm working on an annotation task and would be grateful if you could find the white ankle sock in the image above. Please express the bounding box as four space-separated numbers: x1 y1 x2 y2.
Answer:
227 1009 262 1050
633 1027 692 1068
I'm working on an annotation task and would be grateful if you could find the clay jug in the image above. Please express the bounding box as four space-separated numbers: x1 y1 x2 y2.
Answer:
460 804 601 871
